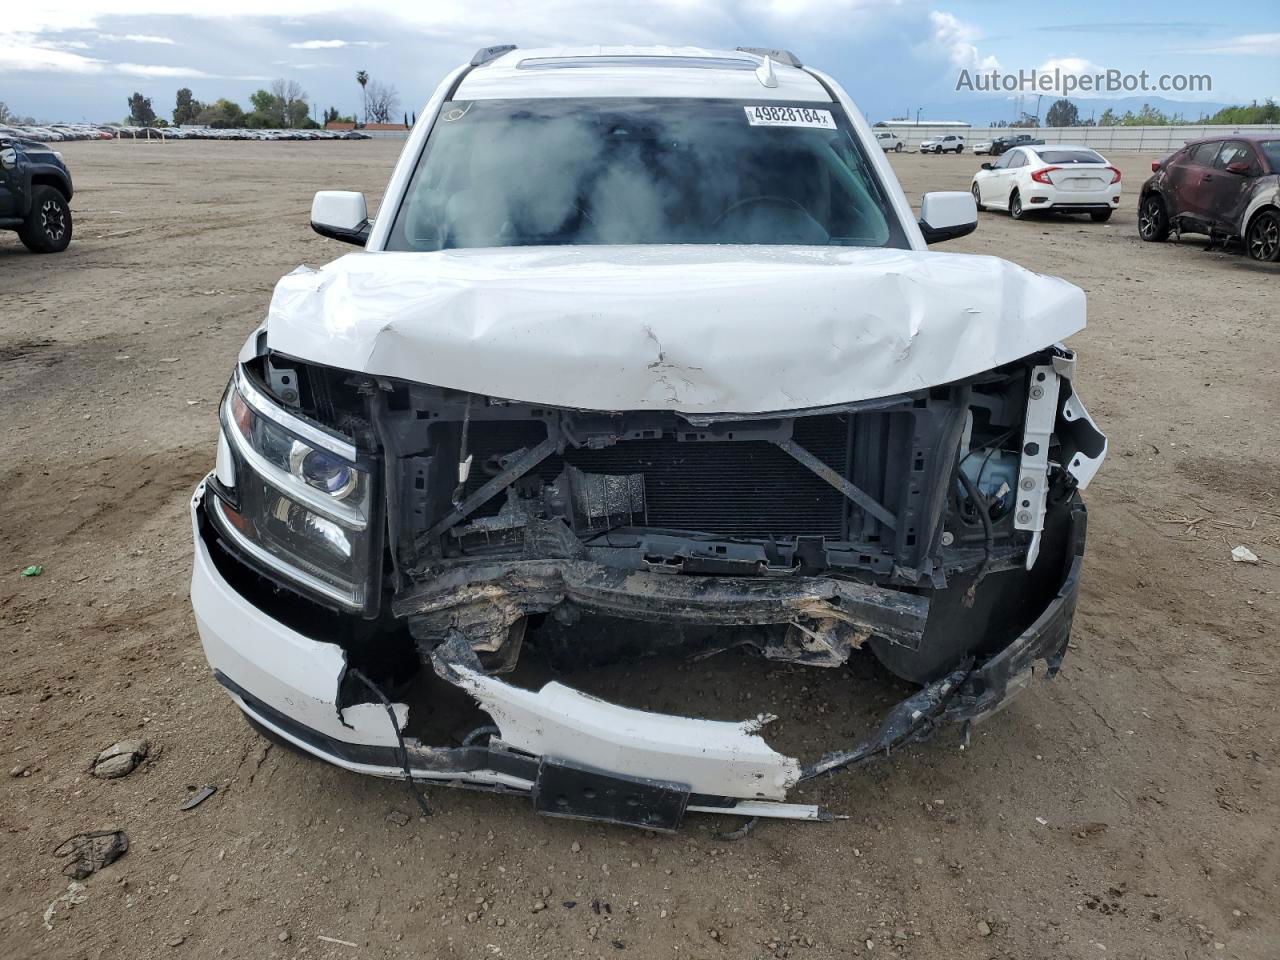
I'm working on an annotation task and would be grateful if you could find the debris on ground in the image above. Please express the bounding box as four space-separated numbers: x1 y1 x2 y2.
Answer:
43 880 88 930
180 784 217 810
386 809 410 826
20 565 43 577
91 739 150 779
1230 545 1259 564
53 829 129 879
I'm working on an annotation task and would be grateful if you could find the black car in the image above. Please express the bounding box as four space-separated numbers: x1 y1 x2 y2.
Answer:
1138 134 1280 261
990 134 1045 157
0 137 74 253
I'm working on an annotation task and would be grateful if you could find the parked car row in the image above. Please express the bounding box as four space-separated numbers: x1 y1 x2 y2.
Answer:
111 125 371 141
961 133 1280 262
0 122 372 145
0 123 115 143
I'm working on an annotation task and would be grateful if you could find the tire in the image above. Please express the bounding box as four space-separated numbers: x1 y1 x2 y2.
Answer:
1138 193 1169 242
1245 209 1280 262
1010 190 1026 220
955 145 964 154
1090 209 1113 223
18 186 72 253
971 182 985 212
895 143 903 153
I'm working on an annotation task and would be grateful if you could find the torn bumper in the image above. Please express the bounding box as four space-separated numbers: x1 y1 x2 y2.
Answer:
191 480 1087 827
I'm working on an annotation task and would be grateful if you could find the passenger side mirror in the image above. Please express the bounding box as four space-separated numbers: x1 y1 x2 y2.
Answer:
311 190 371 246
1225 160 1252 175
980 162 993 170
918 191 977 244
0 147 16 170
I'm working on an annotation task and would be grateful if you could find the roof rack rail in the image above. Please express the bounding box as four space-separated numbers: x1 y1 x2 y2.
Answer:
471 44 517 66
736 47 802 68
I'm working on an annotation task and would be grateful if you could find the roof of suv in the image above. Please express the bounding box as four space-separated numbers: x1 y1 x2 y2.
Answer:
453 45 833 103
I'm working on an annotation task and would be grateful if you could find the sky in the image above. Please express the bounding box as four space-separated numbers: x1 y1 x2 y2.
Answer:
1 1 1277 125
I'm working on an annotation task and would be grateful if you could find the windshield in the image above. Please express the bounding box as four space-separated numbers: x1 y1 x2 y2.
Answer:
1037 149 1106 164
385 98 907 251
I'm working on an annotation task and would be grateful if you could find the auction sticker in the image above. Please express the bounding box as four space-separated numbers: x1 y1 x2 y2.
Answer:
744 105 836 129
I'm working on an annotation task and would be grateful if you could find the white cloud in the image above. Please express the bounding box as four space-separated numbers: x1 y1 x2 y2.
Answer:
115 62 213 77
1193 32 1280 56
289 39 384 49
927 10 999 71
98 33 177 44
0 37 107 72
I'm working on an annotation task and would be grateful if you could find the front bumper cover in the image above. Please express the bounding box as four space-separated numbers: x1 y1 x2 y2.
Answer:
192 480 1087 829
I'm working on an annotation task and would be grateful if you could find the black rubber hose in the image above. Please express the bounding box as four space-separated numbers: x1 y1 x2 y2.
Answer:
957 467 995 608
348 667 431 818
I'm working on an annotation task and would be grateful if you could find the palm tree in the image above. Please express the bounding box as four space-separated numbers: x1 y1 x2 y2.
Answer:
356 70 369 126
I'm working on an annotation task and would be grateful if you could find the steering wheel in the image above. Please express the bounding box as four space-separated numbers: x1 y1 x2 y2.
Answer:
713 195 807 226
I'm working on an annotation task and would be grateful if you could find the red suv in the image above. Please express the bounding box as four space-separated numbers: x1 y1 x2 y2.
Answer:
1138 134 1280 261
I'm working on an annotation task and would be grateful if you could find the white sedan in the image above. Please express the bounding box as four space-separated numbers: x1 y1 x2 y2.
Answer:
971 144 1121 222
972 140 993 155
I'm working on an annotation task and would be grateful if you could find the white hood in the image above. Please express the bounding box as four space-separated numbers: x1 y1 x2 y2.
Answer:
266 245 1084 414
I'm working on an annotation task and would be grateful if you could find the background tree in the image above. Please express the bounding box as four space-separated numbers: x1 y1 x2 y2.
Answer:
248 88 285 127
127 92 156 125
195 98 245 128
366 81 399 124
173 88 202 126
1207 99 1280 124
271 79 308 128
1045 98 1079 127
356 70 369 125
0 101 12 124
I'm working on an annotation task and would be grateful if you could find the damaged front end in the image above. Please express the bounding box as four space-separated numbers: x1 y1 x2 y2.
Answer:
191 344 1104 829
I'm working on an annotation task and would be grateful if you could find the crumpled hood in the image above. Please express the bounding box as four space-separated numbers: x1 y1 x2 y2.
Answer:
266 245 1084 414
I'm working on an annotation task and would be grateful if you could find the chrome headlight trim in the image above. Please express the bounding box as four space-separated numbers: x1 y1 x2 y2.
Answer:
220 382 367 530
234 365 357 461
208 496 364 610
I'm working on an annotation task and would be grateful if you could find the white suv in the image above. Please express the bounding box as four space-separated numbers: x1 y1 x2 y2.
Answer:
192 45 1105 830
921 133 966 154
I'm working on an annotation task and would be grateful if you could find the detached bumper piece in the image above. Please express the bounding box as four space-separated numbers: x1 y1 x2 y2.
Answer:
196 481 1087 830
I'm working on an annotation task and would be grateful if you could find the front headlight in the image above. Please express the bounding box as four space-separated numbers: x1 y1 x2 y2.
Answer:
208 366 380 613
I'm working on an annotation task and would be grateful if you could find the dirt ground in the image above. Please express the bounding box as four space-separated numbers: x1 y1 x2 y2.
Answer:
1 140 1277 960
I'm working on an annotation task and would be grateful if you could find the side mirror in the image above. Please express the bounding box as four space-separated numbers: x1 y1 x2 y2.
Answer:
311 190 370 246
0 147 16 170
980 162 993 170
1225 160 1252 175
918 191 977 244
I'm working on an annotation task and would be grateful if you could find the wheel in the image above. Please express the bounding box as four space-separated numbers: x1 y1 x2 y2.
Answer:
1090 209 1113 223
1138 194 1169 242
955 145 964 154
971 182 985 212
18 186 72 253
1010 191 1026 220
1245 209 1280 262
895 143 903 153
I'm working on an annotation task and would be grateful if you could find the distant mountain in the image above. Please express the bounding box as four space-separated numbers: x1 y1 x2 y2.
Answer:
870 95 1236 127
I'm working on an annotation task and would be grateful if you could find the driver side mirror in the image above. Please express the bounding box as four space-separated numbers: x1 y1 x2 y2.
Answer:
980 162 993 170
1225 160 1252 176
918 191 977 244
311 190 371 246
